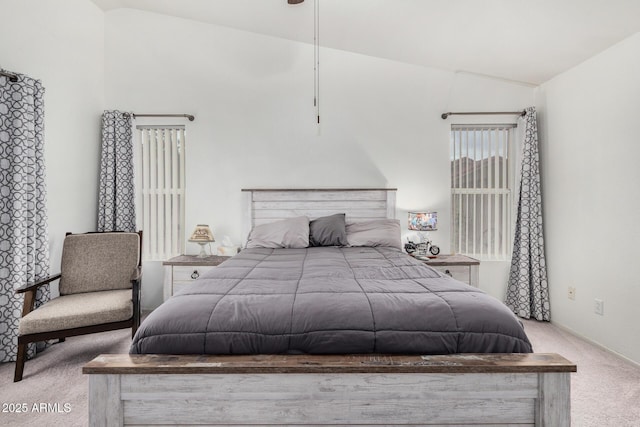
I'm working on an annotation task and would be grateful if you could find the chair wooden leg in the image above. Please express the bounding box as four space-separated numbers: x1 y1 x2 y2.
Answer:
14 342 27 382
132 306 140 339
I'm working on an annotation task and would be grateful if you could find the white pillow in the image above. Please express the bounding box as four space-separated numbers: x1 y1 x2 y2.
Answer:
246 216 310 249
346 219 402 249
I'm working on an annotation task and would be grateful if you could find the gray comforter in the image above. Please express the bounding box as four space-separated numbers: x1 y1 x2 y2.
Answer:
131 247 532 354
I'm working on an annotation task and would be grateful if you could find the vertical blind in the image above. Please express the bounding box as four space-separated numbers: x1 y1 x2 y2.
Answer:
136 126 186 261
451 124 515 260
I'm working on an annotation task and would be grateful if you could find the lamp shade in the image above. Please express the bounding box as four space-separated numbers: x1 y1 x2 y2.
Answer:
408 212 437 231
188 224 215 242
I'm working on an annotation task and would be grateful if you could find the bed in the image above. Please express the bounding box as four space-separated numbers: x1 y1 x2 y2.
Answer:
130 246 532 355
84 188 575 426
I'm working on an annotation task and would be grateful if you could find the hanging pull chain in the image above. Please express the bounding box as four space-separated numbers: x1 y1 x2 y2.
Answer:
314 0 320 133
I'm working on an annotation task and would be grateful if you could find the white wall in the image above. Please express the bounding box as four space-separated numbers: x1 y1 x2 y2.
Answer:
0 0 105 292
537 32 640 364
104 9 534 308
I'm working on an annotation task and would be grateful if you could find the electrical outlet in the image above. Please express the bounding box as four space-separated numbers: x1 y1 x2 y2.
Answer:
594 299 604 316
568 286 576 300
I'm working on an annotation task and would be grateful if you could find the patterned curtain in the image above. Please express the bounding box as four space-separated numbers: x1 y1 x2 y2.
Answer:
505 107 550 321
97 110 136 232
0 70 51 362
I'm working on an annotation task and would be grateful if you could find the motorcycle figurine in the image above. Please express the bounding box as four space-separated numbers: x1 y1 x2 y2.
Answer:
404 236 440 257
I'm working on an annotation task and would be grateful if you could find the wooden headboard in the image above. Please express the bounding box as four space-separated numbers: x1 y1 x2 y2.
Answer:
241 188 397 243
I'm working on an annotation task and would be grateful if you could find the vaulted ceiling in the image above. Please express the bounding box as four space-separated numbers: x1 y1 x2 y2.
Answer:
91 0 640 85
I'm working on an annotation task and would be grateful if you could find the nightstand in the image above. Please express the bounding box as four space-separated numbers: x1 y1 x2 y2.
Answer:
418 254 480 287
163 255 230 300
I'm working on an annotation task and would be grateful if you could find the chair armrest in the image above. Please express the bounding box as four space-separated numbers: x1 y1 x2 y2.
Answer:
130 266 143 283
15 273 62 294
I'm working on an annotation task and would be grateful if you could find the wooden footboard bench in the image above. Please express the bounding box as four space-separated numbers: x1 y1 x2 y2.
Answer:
83 353 575 426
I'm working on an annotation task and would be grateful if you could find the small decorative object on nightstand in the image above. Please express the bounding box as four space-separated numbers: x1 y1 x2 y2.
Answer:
163 254 230 300
188 224 215 258
217 235 239 256
415 254 480 287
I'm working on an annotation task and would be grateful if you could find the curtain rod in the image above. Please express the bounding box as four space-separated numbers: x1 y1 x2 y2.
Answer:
0 70 18 82
122 113 195 121
441 110 526 120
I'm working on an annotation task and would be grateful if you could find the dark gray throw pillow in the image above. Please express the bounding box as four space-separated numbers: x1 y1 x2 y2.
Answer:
309 213 348 247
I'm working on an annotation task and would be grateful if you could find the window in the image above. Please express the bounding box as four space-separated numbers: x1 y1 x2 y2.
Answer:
450 124 515 260
135 125 186 261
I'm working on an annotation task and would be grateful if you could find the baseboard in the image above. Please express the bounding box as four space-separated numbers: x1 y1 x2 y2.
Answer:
551 321 640 368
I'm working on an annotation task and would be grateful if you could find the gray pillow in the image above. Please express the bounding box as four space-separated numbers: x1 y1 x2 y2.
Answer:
246 216 310 249
309 213 348 247
346 219 402 249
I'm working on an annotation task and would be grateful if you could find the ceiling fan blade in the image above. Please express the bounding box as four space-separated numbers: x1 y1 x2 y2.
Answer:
288 0 304 4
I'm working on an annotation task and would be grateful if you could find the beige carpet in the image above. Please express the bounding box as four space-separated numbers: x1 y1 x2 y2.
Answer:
522 319 640 427
0 320 639 426
0 329 130 427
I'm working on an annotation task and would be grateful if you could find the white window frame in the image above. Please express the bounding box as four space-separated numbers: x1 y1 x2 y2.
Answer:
134 125 186 261
450 124 516 261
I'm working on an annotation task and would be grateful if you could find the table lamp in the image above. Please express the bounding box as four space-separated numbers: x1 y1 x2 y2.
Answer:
188 224 215 258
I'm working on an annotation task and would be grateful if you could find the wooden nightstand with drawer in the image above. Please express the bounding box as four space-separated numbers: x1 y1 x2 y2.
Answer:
163 255 230 300
419 254 480 287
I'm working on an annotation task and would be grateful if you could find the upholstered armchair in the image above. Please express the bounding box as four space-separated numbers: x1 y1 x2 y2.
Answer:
13 231 142 382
